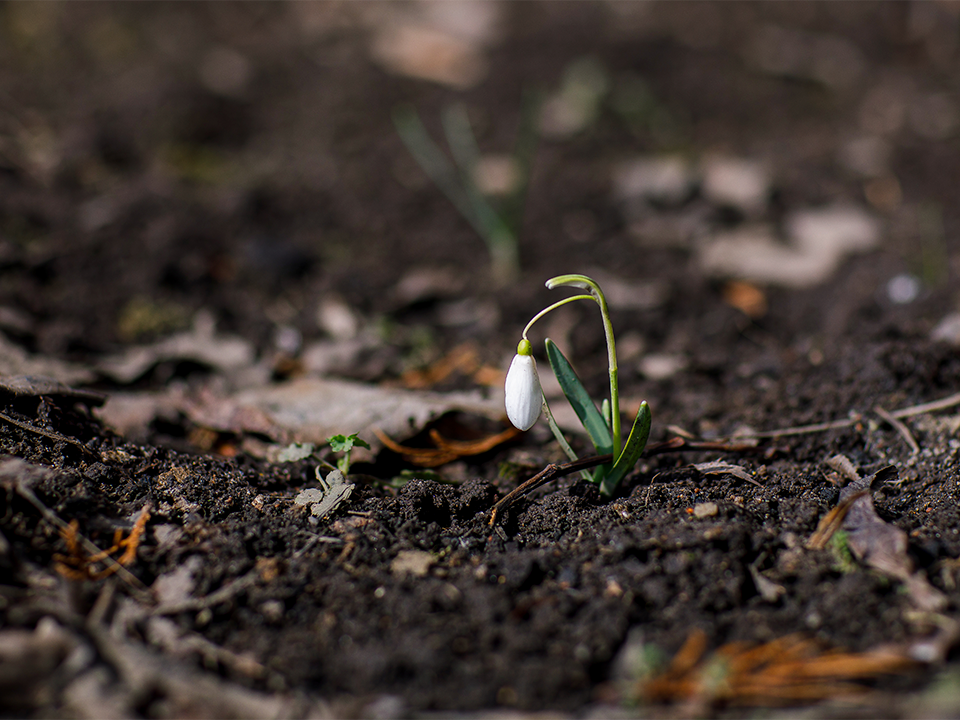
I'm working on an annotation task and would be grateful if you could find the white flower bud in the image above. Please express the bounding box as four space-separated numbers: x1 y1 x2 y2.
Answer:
504 340 542 431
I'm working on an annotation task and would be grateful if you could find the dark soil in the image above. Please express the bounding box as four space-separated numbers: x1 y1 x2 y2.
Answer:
2 3 960 717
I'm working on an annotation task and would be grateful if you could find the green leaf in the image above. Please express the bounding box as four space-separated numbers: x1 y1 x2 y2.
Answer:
544 339 612 457
600 401 651 496
328 433 369 453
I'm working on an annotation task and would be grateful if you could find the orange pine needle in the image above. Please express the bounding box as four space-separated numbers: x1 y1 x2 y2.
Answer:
639 629 916 708
53 504 151 580
375 426 520 467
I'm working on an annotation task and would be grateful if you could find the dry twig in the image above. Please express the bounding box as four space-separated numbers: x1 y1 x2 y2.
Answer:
0 409 96 457
741 389 960 444
12 481 150 597
874 406 919 455
489 437 766 524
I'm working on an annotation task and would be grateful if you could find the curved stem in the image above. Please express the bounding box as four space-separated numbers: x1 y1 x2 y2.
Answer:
596 290 621 462
521 294 593 339
546 275 621 461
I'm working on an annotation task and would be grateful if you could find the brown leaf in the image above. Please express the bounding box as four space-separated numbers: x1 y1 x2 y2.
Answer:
839 469 947 611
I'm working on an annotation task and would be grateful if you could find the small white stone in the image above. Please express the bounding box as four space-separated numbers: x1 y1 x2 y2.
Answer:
701 157 770 215
390 550 434 577
693 502 718 519
886 274 921 305
638 353 687 381
614 156 694 206
931 313 960 346
316 297 359 340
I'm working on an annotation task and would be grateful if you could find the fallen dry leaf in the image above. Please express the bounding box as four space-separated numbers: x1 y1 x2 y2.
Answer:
811 460 947 612
840 475 947 612
216 377 504 461
101 376 506 458
0 331 95 386
699 205 879 288
96 310 258 384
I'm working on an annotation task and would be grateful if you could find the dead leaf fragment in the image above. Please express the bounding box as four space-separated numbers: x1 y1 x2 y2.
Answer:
0 332 95 386
693 461 762 487
814 459 947 611
841 479 946 611
97 311 257 384
699 205 880 288
235 377 504 457
54 504 150 580
400 342 499 389
722 280 768 318
370 22 487 89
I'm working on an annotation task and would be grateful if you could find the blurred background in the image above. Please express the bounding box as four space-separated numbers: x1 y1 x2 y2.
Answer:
1 1 958 425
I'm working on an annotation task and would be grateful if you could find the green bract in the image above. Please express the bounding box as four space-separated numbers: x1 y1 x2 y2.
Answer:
504 274 652 495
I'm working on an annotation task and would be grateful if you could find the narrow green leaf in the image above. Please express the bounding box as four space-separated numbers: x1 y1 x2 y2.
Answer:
600 401 651 496
392 106 478 231
545 339 612 457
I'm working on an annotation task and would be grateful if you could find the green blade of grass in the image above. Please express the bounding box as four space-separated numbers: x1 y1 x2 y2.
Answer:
392 105 480 232
441 103 519 281
502 89 541 236
545 338 613 458
600 401 651 496
395 103 518 284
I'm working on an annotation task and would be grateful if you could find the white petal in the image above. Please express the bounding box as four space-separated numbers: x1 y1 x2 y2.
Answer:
504 353 541 431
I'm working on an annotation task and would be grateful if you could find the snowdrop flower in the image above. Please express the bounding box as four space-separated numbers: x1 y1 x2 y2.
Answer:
504 338 542 431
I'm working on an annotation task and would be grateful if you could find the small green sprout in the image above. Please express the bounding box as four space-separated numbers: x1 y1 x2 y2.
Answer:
327 433 370 476
277 433 369 477
504 274 651 496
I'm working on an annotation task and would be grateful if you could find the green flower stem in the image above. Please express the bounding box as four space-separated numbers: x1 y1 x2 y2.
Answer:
545 275 621 462
522 295 593 339
597 289 621 463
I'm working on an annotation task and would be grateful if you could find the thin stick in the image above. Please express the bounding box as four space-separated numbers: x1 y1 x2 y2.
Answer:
16 485 150 597
740 416 861 439
0 409 96 457
490 454 612 525
743 389 960 440
889 391 960 419
152 566 261 615
874 406 919 455
489 437 768 525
